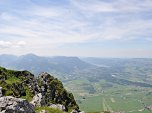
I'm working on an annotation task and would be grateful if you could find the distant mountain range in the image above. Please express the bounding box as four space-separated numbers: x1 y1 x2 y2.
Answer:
0 54 95 75
0 54 152 87
1 54 152 112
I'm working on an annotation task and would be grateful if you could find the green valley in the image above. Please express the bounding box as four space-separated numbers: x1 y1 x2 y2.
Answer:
0 55 152 113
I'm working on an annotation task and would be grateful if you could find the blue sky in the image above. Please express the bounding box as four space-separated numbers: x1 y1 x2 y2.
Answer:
0 0 152 57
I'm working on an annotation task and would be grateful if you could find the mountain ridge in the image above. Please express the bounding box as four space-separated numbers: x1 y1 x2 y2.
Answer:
0 66 80 113
0 54 96 75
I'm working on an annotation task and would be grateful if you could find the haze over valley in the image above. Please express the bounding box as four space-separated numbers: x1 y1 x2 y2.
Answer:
0 0 152 113
0 54 152 113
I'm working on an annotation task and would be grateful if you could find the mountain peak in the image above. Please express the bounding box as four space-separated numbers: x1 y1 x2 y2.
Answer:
21 53 39 58
0 67 79 112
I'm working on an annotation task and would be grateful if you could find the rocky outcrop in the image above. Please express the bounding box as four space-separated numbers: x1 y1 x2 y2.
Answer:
0 87 2 97
0 68 35 98
39 110 47 113
37 72 79 111
0 67 79 112
71 109 79 113
70 109 86 113
49 104 66 111
30 93 46 107
0 96 35 113
79 111 86 113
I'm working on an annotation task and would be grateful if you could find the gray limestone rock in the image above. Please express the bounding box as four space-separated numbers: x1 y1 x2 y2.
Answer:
39 110 47 113
30 93 46 107
0 87 2 97
49 104 66 111
0 96 35 113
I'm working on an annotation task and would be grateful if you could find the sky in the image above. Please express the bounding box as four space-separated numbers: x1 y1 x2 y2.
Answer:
0 0 152 57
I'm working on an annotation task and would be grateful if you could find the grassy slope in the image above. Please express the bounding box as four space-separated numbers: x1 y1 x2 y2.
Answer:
35 106 103 113
35 107 66 113
0 67 79 112
0 67 34 99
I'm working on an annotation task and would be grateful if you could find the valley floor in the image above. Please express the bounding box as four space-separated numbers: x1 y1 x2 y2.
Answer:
73 85 152 113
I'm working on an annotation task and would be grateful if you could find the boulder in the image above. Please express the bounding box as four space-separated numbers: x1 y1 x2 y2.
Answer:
0 96 35 113
49 104 66 111
70 109 79 113
70 109 85 113
0 87 2 97
30 93 46 107
79 111 86 113
39 110 47 113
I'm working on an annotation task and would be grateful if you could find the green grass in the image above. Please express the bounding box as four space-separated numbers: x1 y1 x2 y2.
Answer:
63 71 152 112
21 86 33 101
35 106 66 113
5 76 20 84
87 112 103 113
35 106 107 113
76 85 152 113
78 95 103 112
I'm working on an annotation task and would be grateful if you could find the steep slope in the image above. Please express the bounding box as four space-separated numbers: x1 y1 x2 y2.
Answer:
0 66 78 111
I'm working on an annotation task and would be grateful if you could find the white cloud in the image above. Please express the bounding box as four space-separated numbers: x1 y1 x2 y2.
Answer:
70 0 152 13
30 6 62 18
0 40 27 49
0 0 152 43
96 19 152 40
0 12 17 20
0 41 12 48
0 0 152 56
17 41 26 46
70 0 117 13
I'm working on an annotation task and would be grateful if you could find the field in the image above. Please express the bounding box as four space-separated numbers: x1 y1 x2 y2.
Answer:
62 58 152 113
1 56 152 113
73 85 152 113
64 75 152 113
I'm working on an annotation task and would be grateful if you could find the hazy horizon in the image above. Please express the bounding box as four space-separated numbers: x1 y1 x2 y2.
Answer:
0 0 152 57
0 53 152 59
